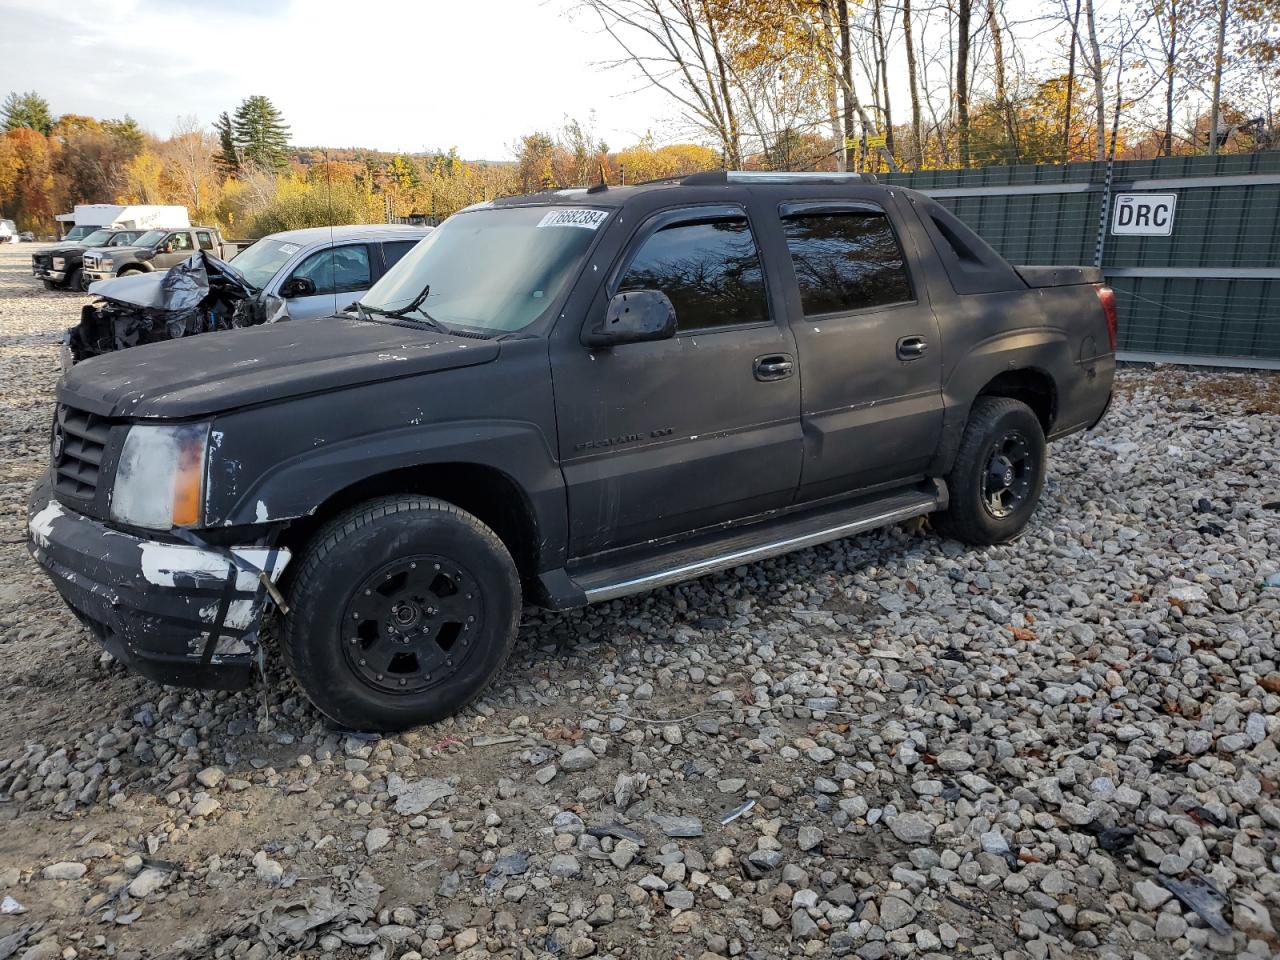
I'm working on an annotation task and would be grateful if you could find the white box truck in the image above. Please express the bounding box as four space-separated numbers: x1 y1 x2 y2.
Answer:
54 205 189 241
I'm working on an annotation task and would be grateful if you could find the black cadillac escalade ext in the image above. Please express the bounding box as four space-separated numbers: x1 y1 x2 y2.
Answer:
28 171 1115 730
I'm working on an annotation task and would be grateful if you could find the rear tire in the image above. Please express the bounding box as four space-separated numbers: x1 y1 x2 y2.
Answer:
933 397 1046 546
282 496 521 731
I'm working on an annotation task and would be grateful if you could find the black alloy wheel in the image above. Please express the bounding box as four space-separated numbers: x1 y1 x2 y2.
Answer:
981 430 1034 520
341 555 483 696
932 396 1047 545
282 496 521 730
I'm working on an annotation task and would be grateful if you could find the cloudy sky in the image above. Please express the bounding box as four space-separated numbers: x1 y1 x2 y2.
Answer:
0 0 676 158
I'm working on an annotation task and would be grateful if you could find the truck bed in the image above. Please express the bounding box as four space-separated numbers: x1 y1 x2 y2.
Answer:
1016 265 1103 288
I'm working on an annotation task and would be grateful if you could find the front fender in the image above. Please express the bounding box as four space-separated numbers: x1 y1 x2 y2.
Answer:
218 418 562 526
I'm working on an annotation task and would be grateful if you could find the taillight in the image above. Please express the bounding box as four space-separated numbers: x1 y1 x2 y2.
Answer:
1095 285 1118 351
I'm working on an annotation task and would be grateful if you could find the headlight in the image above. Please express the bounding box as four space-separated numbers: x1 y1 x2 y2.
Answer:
110 423 209 529
98 257 113 269
52 257 65 269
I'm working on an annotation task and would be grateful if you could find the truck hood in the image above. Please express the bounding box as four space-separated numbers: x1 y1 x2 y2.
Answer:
43 244 91 258
59 317 500 419
84 244 153 262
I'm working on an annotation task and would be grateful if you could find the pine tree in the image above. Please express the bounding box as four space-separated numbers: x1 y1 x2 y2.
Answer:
231 96 291 172
103 115 144 154
2 91 54 135
214 111 239 175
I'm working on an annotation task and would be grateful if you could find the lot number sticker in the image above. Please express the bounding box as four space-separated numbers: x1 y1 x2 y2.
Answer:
1111 194 1177 236
538 209 609 230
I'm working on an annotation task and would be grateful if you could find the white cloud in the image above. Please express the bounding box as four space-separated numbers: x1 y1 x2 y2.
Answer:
0 0 679 157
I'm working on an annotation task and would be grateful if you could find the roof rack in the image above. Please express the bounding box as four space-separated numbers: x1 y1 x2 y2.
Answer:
680 170 879 186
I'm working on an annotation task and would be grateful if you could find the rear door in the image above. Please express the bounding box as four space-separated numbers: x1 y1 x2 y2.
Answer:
282 243 373 320
778 200 943 500
552 204 803 556
378 239 421 279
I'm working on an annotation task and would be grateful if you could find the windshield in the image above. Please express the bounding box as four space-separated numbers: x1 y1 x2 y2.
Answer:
80 230 114 247
227 237 302 290
358 206 606 333
108 232 139 246
133 229 166 248
63 225 94 242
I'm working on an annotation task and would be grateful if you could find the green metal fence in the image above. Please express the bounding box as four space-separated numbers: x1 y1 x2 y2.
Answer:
884 154 1280 368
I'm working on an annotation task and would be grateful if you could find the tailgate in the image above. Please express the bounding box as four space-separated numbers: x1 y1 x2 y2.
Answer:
1016 265 1103 288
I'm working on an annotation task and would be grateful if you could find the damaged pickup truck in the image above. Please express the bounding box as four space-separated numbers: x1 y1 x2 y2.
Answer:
28 172 1115 730
66 224 431 364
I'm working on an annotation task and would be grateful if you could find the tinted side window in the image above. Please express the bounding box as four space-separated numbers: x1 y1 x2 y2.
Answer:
290 244 371 295
381 240 419 273
782 212 912 316
197 231 214 251
619 218 767 332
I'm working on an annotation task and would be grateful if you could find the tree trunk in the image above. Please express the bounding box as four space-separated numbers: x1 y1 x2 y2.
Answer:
837 0 857 170
1164 5 1178 157
957 0 972 166
1208 0 1228 156
818 0 846 170
1084 0 1105 160
1063 0 1081 162
987 0 1018 162
873 0 895 161
903 0 923 167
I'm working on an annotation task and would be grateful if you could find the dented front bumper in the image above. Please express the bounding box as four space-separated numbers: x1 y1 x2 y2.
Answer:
26 474 290 690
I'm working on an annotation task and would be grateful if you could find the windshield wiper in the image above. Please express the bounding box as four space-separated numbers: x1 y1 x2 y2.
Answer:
357 283 450 332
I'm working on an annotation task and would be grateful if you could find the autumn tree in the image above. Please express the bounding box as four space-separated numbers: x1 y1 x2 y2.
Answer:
0 128 54 230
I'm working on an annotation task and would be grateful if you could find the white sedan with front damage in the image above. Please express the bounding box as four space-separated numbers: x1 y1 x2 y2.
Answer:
67 223 432 366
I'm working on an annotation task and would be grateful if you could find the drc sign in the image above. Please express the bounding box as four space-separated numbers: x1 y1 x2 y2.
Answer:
1111 193 1177 236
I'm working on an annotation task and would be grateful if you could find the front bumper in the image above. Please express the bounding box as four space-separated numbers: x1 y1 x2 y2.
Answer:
34 267 67 282
26 474 290 690
82 268 112 283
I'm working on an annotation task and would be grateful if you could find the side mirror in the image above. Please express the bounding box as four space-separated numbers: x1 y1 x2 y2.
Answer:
282 276 317 298
587 290 677 347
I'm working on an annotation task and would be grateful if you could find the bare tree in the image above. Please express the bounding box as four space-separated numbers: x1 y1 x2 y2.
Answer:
872 0 895 159
162 115 217 213
1062 0 1083 161
582 0 742 166
987 0 1019 162
957 0 973 166
1208 0 1229 155
1082 0 1107 160
902 0 924 166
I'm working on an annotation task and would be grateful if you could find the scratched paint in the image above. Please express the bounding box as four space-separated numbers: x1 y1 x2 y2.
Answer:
28 501 65 548
138 543 290 592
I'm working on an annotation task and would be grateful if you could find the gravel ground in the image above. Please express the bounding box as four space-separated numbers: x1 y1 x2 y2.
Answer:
1 242 1279 960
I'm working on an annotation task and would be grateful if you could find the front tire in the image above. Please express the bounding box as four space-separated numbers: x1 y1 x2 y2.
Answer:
282 496 521 730
933 397 1046 545
67 267 84 292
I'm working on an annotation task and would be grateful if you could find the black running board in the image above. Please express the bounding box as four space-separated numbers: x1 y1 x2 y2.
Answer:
544 480 945 608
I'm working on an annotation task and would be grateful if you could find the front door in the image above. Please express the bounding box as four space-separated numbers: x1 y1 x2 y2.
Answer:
155 231 195 269
777 200 944 500
552 205 803 557
283 243 373 320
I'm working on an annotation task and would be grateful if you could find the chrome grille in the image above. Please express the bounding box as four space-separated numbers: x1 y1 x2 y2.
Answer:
53 405 115 501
